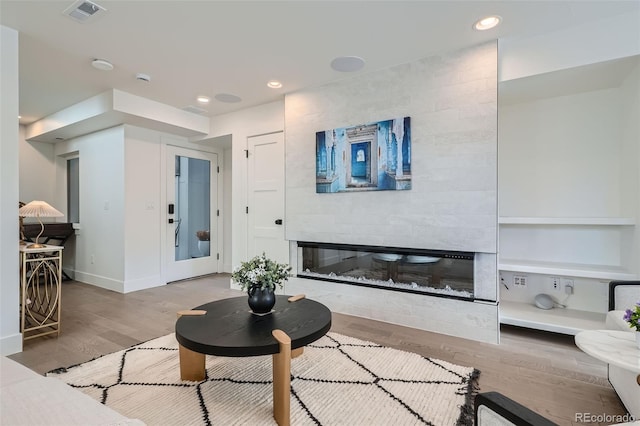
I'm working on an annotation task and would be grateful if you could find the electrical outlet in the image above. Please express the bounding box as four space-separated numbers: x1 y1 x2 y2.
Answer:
562 278 574 294
549 276 561 291
514 275 527 287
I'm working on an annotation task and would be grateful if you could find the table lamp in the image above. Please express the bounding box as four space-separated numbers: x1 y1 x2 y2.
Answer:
18 200 64 248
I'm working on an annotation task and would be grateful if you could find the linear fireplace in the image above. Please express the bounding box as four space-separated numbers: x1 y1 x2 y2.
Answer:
297 242 475 300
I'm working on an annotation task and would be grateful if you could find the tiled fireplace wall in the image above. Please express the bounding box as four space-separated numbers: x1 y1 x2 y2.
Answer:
283 41 499 342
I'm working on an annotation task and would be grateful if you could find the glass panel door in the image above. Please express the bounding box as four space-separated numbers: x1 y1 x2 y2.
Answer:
166 146 218 282
174 155 210 261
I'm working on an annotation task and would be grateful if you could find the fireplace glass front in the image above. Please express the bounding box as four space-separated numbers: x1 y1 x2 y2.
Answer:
297 242 474 299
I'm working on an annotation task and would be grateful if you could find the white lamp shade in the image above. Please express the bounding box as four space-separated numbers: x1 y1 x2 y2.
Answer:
19 200 64 218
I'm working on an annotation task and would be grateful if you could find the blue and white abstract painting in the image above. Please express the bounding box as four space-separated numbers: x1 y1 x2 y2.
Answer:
316 117 411 193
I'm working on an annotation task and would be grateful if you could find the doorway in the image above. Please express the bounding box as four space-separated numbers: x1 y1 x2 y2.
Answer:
345 123 377 188
165 146 219 282
350 141 370 183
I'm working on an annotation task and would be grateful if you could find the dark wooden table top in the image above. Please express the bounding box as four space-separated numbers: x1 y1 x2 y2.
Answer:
175 295 332 357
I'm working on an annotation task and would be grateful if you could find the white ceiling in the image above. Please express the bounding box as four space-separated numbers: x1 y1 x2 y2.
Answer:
499 54 640 106
2 0 639 125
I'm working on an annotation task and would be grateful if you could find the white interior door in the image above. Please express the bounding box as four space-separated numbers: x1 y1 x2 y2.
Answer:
166 146 219 282
247 132 288 264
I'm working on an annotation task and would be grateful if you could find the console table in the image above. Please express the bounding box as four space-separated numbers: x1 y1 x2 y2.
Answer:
19 245 63 341
23 223 74 280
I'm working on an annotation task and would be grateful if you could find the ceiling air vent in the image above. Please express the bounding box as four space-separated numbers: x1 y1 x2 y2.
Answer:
63 0 106 23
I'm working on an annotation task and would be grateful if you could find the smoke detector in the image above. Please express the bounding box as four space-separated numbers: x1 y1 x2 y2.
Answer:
63 0 106 23
91 59 113 71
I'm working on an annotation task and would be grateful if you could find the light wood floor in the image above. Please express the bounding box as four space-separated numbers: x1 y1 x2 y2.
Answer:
9 274 626 426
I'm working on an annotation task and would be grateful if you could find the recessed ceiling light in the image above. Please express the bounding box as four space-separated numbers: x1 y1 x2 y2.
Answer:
196 95 210 104
474 15 501 31
18 115 22 119
267 80 283 89
214 93 242 103
330 56 365 72
91 58 113 71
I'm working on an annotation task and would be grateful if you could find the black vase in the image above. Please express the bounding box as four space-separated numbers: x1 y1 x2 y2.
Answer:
247 286 276 314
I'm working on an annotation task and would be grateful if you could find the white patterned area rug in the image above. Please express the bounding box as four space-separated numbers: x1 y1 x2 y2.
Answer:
47 333 480 426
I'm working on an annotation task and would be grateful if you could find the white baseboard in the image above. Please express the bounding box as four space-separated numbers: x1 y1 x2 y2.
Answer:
123 275 165 293
0 333 23 356
75 272 165 294
73 271 124 293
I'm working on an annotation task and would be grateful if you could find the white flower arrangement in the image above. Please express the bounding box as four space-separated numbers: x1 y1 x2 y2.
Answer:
231 253 291 292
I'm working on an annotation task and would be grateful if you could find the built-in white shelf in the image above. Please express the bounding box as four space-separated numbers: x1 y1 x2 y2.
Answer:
498 259 637 281
500 300 606 335
498 217 636 226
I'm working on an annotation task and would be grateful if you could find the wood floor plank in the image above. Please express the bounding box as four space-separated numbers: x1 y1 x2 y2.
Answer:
7 274 627 425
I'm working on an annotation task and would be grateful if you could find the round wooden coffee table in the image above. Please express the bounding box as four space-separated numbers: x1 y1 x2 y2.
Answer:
175 295 331 426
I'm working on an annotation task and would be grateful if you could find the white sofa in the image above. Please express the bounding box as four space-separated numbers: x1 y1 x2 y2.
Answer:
606 281 640 419
1 356 144 426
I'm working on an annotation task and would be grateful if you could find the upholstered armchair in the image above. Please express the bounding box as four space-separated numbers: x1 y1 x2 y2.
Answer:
475 391 638 426
606 280 640 418
474 392 556 425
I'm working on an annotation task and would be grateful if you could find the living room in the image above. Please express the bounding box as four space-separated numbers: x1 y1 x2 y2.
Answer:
1 1 639 424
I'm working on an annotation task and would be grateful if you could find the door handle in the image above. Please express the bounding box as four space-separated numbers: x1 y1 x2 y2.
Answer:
275 219 283 225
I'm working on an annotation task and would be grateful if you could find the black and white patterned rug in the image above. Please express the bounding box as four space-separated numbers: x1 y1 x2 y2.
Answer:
47 333 480 425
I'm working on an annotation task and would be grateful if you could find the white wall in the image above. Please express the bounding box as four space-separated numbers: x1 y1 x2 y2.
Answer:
54 126 126 292
207 101 285 270
285 41 498 255
123 126 163 291
0 25 22 356
499 12 640 82
18 125 56 207
619 63 640 273
499 88 623 217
